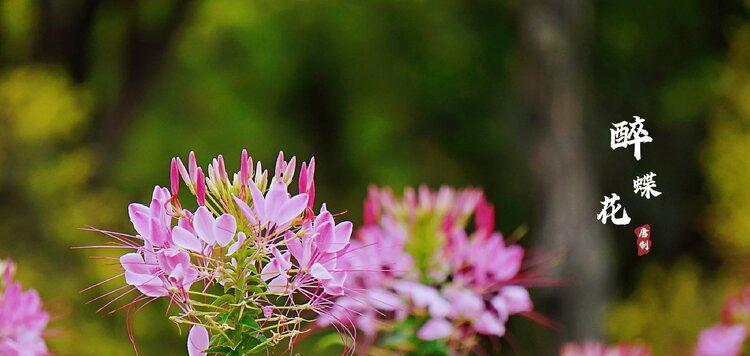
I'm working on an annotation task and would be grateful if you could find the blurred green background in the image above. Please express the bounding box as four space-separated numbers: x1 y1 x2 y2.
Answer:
1 0 750 354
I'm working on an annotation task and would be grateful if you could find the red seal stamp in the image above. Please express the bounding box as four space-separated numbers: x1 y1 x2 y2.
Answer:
635 224 652 256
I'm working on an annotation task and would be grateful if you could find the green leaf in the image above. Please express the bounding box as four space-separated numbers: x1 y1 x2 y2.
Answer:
239 315 259 330
212 294 235 306
203 345 233 354
315 332 350 351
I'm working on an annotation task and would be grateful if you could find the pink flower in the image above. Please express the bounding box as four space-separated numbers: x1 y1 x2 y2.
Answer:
128 186 173 248
283 206 353 295
173 206 237 250
234 179 308 229
87 150 356 355
0 260 49 356
695 324 746 356
455 232 523 288
560 342 651 356
325 186 537 352
260 246 293 294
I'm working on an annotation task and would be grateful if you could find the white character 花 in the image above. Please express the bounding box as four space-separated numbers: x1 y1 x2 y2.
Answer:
596 193 631 225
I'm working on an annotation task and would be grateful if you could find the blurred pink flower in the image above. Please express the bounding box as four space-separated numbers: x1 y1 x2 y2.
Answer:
0 260 49 356
560 341 651 356
324 185 538 352
695 324 746 356
722 286 750 325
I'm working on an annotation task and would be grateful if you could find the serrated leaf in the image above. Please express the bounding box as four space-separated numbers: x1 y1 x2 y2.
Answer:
239 315 259 330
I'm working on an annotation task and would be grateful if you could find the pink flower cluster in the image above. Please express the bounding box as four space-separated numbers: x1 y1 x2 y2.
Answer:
0 259 49 356
694 285 750 356
320 186 533 351
560 341 651 356
90 151 355 355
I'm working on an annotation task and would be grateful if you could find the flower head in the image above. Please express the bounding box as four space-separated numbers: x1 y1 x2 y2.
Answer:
322 185 539 353
0 259 50 356
560 341 651 356
84 150 356 355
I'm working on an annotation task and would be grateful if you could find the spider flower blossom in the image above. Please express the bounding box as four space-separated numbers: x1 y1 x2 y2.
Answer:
560 342 651 356
320 186 543 353
692 285 750 356
0 259 50 355
84 150 355 355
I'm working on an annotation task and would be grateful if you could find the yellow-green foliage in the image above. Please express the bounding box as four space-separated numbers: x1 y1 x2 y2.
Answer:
704 26 750 253
0 66 90 144
606 260 725 355
0 66 134 354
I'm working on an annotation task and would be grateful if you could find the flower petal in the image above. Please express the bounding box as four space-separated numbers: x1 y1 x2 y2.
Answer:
187 325 209 356
193 206 215 245
274 194 308 227
417 318 453 340
227 232 246 256
475 312 505 336
128 203 151 238
264 180 289 224
248 181 266 224
267 273 289 294
232 195 257 225
172 226 203 253
310 262 333 280
120 253 151 275
326 221 352 253
213 214 236 247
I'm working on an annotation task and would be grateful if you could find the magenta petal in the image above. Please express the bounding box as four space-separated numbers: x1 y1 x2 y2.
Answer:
124 271 155 286
267 273 289 294
169 263 198 289
120 253 151 275
367 289 404 311
193 206 215 245
227 232 246 256
248 181 267 223
695 324 747 356
232 195 258 225
271 248 293 271
260 259 280 282
497 286 533 315
128 204 151 238
275 194 308 227
310 263 333 280
323 271 347 296
475 311 506 336
315 221 335 252
135 278 168 297
286 236 304 266
326 221 352 253
492 245 524 281
172 226 203 253
417 318 453 340
187 325 209 356
213 214 236 247
264 180 289 224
